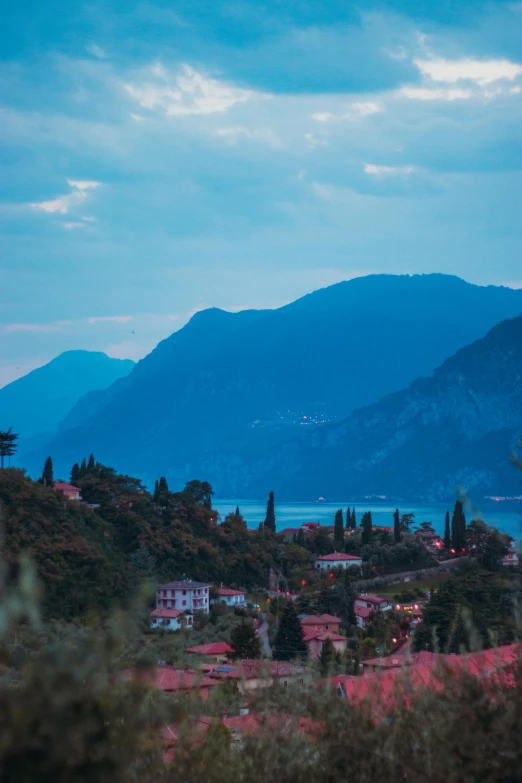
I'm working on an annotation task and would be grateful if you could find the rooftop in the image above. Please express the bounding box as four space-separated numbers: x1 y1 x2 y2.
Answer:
315 552 362 562
53 482 80 492
357 593 389 604
185 642 234 656
150 608 185 619
217 587 245 596
124 666 219 692
157 580 210 589
300 614 342 625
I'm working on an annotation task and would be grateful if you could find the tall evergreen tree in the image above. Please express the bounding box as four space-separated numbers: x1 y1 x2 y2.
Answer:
393 508 401 543
229 620 261 659
350 508 356 529
70 463 80 485
296 528 306 548
451 500 466 551
361 511 372 546
345 508 351 529
272 600 308 661
87 454 95 471
443 511 451 549
153 480 159 501
80 458 87 476
318 637 337 676
41 457 54 486
235 505 240 516
264 490 276 533
129 546 157 585
334 509 344 549
0 428 18 468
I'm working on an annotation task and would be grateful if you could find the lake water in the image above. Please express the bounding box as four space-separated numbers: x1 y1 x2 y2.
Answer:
214 499 522 542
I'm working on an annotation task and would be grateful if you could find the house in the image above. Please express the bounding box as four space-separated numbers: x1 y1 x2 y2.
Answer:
314 552 363 571
156 580 210 614
204 660 311 692
150 608 190 631
53 481 81 501
299 615 347 659
279 527 302 541
354 605 374 629
415 529 443 552
502 548 519 567
184 642 234 662
362 650 439 673
124 666 220 699
300 614 342 634
355 594 392 613
216 587 246 607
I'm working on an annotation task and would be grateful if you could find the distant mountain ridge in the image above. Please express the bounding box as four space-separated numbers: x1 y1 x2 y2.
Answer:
0 351 134 444
244 316 522 501
22 274 522 494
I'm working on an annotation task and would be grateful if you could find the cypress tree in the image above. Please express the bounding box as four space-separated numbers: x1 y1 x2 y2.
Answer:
229 620 261 659
273 600 308 661
393 508 401 543
153 480 159 501
345 508 351 529
264 491 276 533
70 463 80 485
40 457 53 486
296 528 306 548
158 476 168 493
361 511 372 546
87 454 95 471
351 509 356 530
443 510 451 549
451 500 466 552
318 637 336 677
235 505 240 516
334 509 344 549
80 458 87 476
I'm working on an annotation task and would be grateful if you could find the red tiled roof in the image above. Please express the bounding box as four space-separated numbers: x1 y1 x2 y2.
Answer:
151 608 184 619
354 605 373 619
356 594 389 605
157 580 210 589
303 629 347 643
315 552 362 562
373 526 394 534
300 614 342 625
217 588 245 597
364 651 439 668
206 660 309 681
53 482 80 492
185 642 234 656
279 527 301 536
124 666 219 692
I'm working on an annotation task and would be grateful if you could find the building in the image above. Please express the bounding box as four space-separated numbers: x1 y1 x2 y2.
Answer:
215 587 246 607
53 481 81 501
354 605 373 629
353 594 392 629
300 614 342 634
414 529 443 552
299 614 348 659
203 660 311 692
314 552 363 571
184 642 234 662
156 580 210 614
124 666 220 699
502 548 520 567
150 608 190 631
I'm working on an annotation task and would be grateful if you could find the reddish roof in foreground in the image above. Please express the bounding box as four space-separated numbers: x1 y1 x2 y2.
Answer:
364 651 439 669
303 629 348 643
354 605 373 619
315 552 362 562
53 482 80 492
150 608 185 619
124 666 219 692
205 660 309 680
300 614 342 625
217 587 245 596
185 642 234 656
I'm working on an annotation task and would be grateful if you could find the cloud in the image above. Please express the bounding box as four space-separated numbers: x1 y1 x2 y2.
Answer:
30 180 101 215
125 64 262 117
3 322 61 333
398 86 472 101
86 43 106 59
88 315 133 324
414 57 522 86
305 133 328 149
63 222 87 229
364 163 415 176
311 112 336 122
214 126 280 146
348 101 382 117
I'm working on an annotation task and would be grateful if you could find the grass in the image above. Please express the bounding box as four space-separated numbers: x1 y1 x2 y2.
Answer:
376 571 452 596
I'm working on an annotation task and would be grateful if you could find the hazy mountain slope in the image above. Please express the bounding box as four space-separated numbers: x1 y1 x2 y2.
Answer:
251 316 522 502
26 275 522 487
0 351 134 441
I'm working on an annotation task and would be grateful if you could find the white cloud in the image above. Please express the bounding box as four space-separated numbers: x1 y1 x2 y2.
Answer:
311 112 336 123
30 180 101 215
88 315 133 324
312 182 334 200
3 322 61 333
130 113 147 122
398 86 472 101
510 86 521 94
364 163 415 176
214 126 280 146
125 64 262 117
414 57 522 86
305 133 328 149
347 101 382 117
386 46 407 61
63 222 87 229
86 43 106 59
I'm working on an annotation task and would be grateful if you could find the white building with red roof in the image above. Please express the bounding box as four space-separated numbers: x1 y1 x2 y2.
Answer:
215 587 246 607
314 552 362 571
150 608 190 631
354 593 392 628
52 481 81 501
300 614 348 658
152 579 210 629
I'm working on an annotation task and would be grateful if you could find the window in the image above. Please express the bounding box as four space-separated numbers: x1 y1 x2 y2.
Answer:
182 600 187 606
182 590 187 595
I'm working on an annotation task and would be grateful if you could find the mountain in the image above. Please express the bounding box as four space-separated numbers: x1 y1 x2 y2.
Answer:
0 351 134 443
24 274 522 489
252 316 522 502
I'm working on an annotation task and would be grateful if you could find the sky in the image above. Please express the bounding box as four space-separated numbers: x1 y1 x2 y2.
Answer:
1 0 522 387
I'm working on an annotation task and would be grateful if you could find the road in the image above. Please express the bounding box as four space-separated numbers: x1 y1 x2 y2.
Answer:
257 612 272 657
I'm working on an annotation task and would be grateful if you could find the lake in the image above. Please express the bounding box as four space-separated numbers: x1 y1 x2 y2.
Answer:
214 499 522 542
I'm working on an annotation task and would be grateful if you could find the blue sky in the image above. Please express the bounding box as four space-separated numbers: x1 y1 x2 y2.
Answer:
1 0 522 386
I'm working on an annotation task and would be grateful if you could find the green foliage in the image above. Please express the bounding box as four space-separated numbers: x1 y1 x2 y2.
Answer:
0 428 18 468
443 510 451 549
361 512 372 547
393 508 400 543
400 512 414 532
451 499 466 552
351 508 356 529
229 619 261 659
413 567 518 653
264 490 276 533
70 463 80 485
129 546 157 586
39 456 53 487
273 600 308 661
466 519 510 572
318 637 338 676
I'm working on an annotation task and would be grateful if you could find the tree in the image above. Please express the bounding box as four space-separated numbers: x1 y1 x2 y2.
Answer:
296 528 306 548
443 511 451 549
0 428 18 468
129 546 157 585
70 463 80 485
264 490 276 533
393 508 401 543
272 600 308 661
235 505 240 516
451 500 466 552
229 620 261 659
400 513 415 532
334 509 344 549
361 512 372 546
184 479 213 509
466 519 509 571
40 457 54 487
87 454 95 471
345 508 351 530
318 637 337 676
350 509 356 530
80 457 87 475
